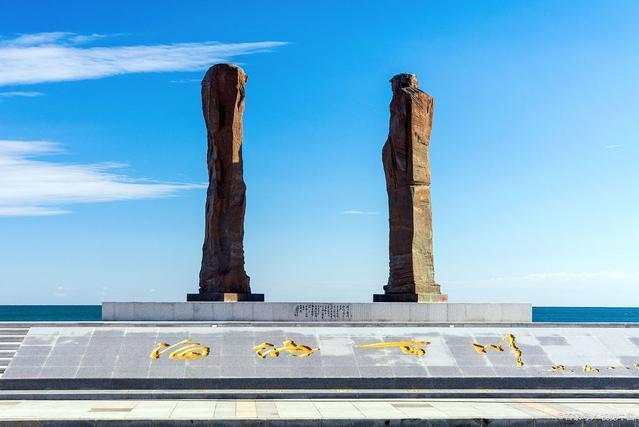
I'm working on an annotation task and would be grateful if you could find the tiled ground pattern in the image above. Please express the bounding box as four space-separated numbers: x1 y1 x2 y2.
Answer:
4 326 639 379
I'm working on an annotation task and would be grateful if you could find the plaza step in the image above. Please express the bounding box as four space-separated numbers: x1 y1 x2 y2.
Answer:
0 343 21 350
0 328 28 378
0 336 27 343
0 328 29 336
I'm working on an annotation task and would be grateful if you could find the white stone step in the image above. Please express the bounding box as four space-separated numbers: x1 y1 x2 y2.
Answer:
0 343 21 350
0 328 29 335
0 335 24 343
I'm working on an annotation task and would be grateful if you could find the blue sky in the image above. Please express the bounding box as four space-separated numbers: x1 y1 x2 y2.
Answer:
0 1 638 305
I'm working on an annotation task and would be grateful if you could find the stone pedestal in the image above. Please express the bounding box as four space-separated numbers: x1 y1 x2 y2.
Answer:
187 292 264 302
373 291 448 303
378 73 447 303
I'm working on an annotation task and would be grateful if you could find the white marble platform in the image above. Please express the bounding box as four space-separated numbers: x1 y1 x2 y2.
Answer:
101 302 531 322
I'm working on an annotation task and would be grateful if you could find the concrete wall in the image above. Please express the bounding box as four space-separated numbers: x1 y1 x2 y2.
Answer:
102 302 532 322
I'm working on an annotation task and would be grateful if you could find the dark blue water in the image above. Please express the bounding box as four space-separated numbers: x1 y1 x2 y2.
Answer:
0 305 102 321
1 305 639 322
532 307 639 323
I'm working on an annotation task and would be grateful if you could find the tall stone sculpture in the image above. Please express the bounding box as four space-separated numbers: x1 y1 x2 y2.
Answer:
187 64 264 302
374 74 448 303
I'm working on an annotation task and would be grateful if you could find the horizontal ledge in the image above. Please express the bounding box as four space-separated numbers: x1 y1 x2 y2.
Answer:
1 376 636 391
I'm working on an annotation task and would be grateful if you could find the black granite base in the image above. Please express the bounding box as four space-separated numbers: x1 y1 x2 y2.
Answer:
373 293 448 302
186 292 265 302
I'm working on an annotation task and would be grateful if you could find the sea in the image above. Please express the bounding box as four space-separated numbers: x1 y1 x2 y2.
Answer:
0 305 639 322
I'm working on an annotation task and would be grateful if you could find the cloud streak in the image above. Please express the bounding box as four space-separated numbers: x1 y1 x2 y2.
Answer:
0 91 43 98
342 210 378 216
0 140 204 217
0 32 286 86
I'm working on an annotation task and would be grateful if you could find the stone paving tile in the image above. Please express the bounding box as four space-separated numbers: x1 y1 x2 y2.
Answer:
465 402 532 418
12 346 52 357
427 366 462 376
351 401 406 418
398 409 453 419
235 400 257 418
128 400 176 418
508 401 553 418
76 366 115 378
274 401 321 419
38 366 78 378
8 355 48 367
213 400 236 418
312 401 364 418
322 365 361 377
519 400 569 418
255 400 280 418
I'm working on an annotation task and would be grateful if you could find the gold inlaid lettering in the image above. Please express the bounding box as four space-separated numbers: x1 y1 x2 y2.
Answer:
354 340 430 357
149 339 210 360
472 333 524 367
254 340 319 359
548 365 572 372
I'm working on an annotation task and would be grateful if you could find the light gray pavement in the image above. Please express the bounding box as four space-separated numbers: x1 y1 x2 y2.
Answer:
9 325 639 382
1 398 639 423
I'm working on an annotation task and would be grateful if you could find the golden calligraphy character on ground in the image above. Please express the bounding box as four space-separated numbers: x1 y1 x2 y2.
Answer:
472 343 503 354
472 333 524 367
354 340 431 357
582 365 600 372
149 339 210 360
548 365 572 372
254 340 319 359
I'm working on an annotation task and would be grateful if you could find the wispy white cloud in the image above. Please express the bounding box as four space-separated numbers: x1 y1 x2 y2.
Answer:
342 210 378 216
1 32 74 47
605 144 623 149
0 32 114 47
0 32 286 86
0 91 43 98
66 33 109 45
0 140 205 217
53 285 69 298
169 78 201 84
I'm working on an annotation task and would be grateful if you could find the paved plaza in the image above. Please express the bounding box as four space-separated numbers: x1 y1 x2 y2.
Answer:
8 325 639 386
1 398 639 424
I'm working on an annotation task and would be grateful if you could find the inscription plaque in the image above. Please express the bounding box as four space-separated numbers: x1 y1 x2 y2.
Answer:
293 304 353 321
